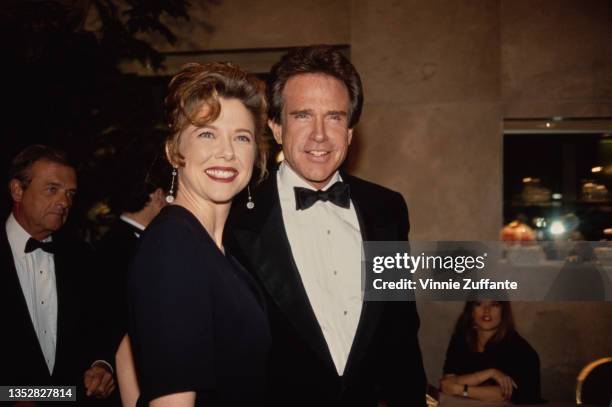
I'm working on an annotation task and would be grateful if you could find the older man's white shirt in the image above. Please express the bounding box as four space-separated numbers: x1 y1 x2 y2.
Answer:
6 213 57 374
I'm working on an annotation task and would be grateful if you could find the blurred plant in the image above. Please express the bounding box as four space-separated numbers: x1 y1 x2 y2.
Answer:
1 0 192 68
0 0 216 237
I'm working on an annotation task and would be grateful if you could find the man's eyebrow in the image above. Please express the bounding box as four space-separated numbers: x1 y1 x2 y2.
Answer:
326 110 347 116
288 109 313 115
45 181 76 190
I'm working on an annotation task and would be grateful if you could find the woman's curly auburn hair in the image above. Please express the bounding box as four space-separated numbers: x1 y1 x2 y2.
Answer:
164 62 268 180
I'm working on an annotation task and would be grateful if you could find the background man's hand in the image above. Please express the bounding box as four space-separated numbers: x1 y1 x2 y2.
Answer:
84 364 115 398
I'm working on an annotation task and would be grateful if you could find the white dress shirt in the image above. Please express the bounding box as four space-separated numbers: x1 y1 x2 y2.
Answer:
6 213 58 374
119 214 146 237
277 163 363 375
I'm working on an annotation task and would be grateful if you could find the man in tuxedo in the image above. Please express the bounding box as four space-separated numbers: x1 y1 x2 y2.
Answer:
96 141 169 406
0 145 115 403
97 137 170 349
227 45 427 406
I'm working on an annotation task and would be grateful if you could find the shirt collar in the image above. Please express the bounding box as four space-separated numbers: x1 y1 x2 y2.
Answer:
277 162 343 208
5 213 52 260
277 161 342 196
119 214 146 232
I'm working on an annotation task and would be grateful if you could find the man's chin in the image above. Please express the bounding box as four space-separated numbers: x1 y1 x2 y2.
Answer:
43 218 66 232
303 173 336 189
296 168 336 186
46 224 63 233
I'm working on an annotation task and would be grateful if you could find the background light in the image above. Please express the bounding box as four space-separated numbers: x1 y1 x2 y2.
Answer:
550 220 566 235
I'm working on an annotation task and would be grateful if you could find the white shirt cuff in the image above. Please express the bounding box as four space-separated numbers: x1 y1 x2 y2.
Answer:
91 360 114 374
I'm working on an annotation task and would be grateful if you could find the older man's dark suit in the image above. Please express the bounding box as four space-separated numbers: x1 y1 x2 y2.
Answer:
0 225 110 399
227 170 427 407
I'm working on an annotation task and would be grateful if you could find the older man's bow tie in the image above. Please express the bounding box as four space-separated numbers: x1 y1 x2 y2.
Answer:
294 181 351 210
25 238 56 254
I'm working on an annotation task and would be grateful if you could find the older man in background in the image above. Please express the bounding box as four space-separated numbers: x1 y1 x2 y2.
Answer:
0 145 115 404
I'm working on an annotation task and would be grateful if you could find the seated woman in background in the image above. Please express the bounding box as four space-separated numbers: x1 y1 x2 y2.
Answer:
440 300 542 404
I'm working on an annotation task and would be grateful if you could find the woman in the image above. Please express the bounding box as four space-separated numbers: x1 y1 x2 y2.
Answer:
440 300 542 404
127 62 270 407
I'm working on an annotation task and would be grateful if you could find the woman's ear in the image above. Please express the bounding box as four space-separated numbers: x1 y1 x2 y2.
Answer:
164 140 176 167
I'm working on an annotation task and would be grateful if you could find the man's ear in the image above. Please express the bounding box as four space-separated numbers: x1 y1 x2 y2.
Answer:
9 179 24 203
268 119 283 145
347 128 354 145
150 187 166 208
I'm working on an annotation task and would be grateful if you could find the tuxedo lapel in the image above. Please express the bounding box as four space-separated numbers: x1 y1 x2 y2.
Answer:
53 235 98 383
342 174 388 376
231 175 335 370
52 242 69 375
0 228 50 377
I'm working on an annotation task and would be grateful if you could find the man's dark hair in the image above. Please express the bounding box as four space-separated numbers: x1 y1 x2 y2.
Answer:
9 145 73 189
108 135 172 214
268 45 364 128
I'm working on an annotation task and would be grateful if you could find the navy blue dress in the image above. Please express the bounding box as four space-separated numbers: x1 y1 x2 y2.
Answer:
128 205 270 406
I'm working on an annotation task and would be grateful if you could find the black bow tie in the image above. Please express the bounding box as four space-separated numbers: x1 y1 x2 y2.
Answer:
24 238 56 254
294 181 351 210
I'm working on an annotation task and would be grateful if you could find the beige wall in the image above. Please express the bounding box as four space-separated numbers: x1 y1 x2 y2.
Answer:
141 0 350 51
501 0 612 118
138 0 612 401
351 0 503 241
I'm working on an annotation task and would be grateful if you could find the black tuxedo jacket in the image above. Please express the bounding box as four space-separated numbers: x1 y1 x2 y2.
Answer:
96 218 142 351
226 171 427 407
0 222 112 398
